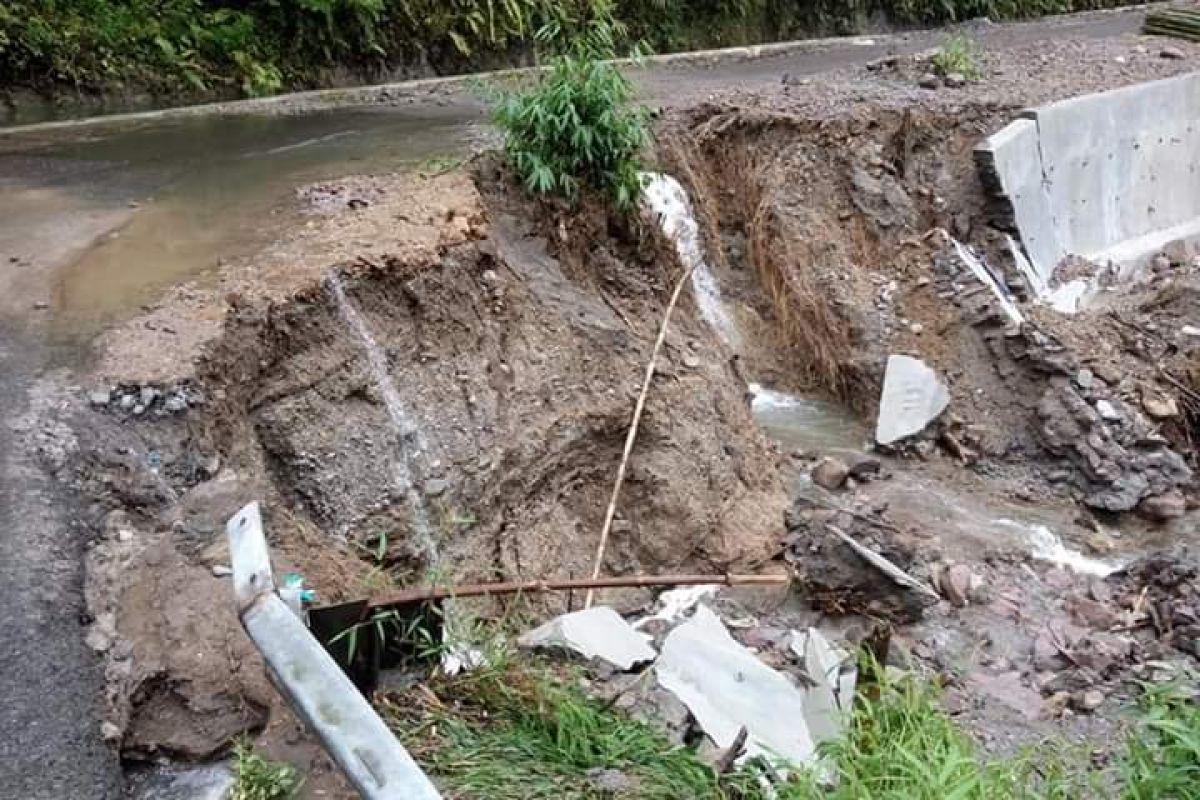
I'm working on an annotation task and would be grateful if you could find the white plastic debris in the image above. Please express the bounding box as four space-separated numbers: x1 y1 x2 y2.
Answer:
789 629 857 745
656 606 818 769
875 355 950 445
519 606 656 670
632 585 719 630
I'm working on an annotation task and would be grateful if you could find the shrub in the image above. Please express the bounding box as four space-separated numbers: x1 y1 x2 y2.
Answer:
490 4 650 211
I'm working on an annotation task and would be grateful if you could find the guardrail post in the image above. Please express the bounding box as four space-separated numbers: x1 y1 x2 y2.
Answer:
227 502 443 800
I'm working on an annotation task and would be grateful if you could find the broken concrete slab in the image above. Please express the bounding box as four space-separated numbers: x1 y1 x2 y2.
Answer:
656 605 818 769
875 355 950 445
519 606 656 670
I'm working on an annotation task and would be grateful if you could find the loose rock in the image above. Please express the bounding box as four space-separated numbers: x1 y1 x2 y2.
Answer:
1160 46 1186 60
918 73 941 90
939 563 974 608
810 457 850 490
944 72 967 88
1138 490 1187 521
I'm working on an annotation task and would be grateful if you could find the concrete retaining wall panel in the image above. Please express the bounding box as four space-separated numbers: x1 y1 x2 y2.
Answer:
978 71 1200 279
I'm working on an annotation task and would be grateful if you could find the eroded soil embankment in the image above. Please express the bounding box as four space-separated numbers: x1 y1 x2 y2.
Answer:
63 37 1200 790
658 72 1198 520
72 167 787 776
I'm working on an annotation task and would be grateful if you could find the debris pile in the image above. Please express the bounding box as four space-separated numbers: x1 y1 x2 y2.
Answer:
520 591 858 775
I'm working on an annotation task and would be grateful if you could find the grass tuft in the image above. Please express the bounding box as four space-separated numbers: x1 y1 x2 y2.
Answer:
931 36 982 80
230 739 302 800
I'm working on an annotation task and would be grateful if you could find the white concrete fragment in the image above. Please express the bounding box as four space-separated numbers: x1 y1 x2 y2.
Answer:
519 607 656 670
656 606 817 768
875 355 950 445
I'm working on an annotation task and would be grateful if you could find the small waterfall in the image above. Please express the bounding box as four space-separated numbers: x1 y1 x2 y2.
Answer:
641 173 740 347
327 271 435 558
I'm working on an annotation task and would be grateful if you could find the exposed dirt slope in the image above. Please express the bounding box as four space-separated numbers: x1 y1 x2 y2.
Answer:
72 167 788 785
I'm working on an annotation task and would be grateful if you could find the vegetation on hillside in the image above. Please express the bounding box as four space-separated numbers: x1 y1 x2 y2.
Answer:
491 4 649 210
1 0 1142 99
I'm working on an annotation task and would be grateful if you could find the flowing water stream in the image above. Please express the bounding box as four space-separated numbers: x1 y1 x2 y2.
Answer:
327 270 436 559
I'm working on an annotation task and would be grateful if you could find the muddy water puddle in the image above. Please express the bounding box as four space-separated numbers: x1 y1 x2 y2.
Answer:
1 106 487 329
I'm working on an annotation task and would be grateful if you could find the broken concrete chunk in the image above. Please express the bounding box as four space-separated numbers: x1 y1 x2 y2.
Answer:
875 355 950 445
656 605 818 768
519 607 656 670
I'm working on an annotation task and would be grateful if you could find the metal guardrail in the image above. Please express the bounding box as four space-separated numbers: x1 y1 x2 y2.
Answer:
227 502 443 800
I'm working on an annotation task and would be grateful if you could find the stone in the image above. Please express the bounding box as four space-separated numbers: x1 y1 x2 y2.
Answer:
586 768 639 795
119 394 136 411
918 72 941 89
944 72 967 88
423 478 449 497
1095 399 1122 422
1152 254 1172 272
139 386 160 406
163 395 188 413
211 565 233 577
480 269 501 287
519 607 656 670
1138 490 1187 521
1141 388 1178 419
1160 46 1186 60
847 456 882 481
1074 368 1095 390
1074 689 1105 712
89 390 112 407
682 353 701 369
100 722 122 742
810 457 850 490
939 563 974 608
875 355 950 445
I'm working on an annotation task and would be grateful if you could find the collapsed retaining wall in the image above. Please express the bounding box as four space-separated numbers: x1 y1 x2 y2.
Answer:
978 71 1200 287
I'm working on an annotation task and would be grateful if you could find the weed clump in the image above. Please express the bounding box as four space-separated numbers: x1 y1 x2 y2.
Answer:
931 35 982 80
230 740 302 800
491 4 650 211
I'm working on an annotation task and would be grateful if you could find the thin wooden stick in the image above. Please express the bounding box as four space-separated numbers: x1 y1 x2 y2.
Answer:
585 257 701 608
365 571 787 612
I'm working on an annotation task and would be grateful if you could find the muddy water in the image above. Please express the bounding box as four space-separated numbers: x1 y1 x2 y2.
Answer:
1 106 486 328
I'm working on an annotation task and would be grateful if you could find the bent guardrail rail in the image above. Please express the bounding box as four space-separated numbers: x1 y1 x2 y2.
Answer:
227 502 442 800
